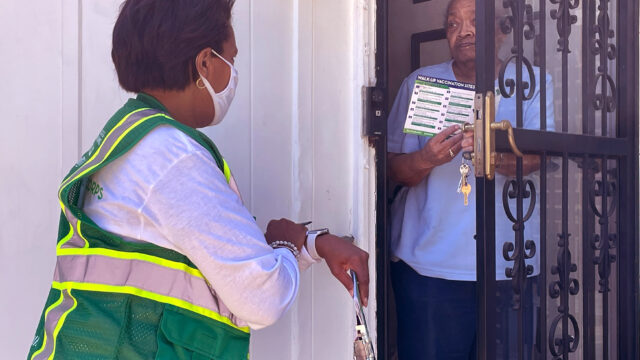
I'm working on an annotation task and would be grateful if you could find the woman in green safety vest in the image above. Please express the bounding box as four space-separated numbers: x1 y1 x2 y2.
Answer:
28 0 369 359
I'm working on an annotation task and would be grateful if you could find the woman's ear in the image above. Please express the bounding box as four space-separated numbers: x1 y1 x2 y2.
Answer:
194 48 214 78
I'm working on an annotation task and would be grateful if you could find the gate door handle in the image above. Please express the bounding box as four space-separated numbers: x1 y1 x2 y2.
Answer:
462 92 524 180
491 120 524 158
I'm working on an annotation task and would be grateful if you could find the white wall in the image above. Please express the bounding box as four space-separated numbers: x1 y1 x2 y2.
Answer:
0 1 377 359
0 0 62 355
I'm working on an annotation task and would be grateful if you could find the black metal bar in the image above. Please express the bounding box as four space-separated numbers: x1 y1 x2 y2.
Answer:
498 3 534 359
598 0 613 138
539 152 548 360
560 155 571 360
373 136 389 360
616 0 639 357
562 155 568 360
476 0 497 357
515 1 524 130
617 153 639 360
583 0 596 136
582 0 589 137
581 2 597 357
582 155 596 360
516 0 525 344
494 129 629 156
515 4 525 358
476 179 497 360
601 157 610 360
374 0 389 358
561 4 568 134
476 0 496 91
548 163 581 359
517 160 524 360
540 0 547 132
537 2 547 357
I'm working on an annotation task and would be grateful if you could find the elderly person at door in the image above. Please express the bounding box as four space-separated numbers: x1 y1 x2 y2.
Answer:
387 0 554 359
27 0 369 359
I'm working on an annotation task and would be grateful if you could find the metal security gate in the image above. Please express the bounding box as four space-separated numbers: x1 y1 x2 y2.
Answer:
371 0 639 359
473 1 639 359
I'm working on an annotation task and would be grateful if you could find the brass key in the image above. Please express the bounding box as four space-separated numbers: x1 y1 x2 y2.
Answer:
459 163 471 206
461 181 471 206
458 164 470 193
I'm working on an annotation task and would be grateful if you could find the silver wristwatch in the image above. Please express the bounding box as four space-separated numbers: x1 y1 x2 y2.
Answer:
305 228 329 260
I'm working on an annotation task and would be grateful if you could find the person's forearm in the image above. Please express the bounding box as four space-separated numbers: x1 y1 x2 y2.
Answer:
146 153 304 330
495 154 540 177
388 152 435 187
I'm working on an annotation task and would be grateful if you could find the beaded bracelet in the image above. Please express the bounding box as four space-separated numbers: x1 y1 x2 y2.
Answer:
270 240 300 259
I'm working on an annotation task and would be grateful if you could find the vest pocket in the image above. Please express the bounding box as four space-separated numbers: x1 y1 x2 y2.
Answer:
156 305 249 360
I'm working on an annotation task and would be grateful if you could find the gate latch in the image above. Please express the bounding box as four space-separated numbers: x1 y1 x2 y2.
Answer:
363 87 385 137
462 92 524 180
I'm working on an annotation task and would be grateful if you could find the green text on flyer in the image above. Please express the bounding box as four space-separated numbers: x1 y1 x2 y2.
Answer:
403 75 476 137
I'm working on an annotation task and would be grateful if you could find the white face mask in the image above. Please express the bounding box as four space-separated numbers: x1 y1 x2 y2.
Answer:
198 49 238 126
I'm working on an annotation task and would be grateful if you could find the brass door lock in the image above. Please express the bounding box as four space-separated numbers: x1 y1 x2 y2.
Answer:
462 92 523 180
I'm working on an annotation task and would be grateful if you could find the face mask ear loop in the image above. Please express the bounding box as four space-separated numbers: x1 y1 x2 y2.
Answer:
211 49 233 68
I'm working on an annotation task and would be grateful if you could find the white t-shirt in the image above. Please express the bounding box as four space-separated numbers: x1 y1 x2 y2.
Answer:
82 124 318 330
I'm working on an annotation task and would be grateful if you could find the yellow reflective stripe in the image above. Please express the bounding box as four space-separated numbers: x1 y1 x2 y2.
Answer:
49 291 78 360
223 160 232 183
56 248 204 279
30 291 64 360
76 221 90 249
52 281 250 334
57 108 150 201
56 222 75 250
66 112 172 188
58 201 66 216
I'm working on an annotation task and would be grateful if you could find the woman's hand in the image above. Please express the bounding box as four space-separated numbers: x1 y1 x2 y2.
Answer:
265 218 307 251
315 235 370 306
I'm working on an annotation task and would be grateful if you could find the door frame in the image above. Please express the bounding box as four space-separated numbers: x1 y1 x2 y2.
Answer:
373 0 390 358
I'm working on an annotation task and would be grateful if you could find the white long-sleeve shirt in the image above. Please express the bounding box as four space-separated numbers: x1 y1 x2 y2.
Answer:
82 124 318 330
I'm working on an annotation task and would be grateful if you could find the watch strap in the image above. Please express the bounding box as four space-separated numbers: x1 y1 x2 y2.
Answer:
306 230 328 260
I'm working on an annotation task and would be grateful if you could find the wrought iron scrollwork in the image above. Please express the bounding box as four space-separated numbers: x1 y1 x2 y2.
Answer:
500 0 536 41
589 178 618 294
498 0 537 100
548 311 580 358
548 232 580 358
550 0 579 53
591 0 617 114
502 179 537 310
499 56 537 100
497 0 540 316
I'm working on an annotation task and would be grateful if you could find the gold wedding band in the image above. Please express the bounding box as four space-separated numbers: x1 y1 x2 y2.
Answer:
449 149 455 158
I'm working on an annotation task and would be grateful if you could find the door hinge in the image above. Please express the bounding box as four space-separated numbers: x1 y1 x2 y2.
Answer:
363 86 386 137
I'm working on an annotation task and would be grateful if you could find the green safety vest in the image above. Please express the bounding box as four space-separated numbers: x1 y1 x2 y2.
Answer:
28 94 250 360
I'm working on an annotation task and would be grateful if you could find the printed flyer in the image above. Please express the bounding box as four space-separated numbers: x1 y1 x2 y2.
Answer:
403 75 476 137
